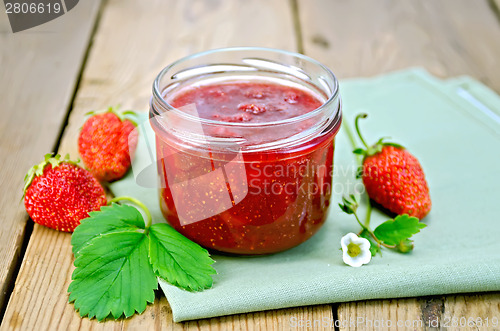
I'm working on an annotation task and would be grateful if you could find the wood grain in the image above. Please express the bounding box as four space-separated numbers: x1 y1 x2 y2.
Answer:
0 0 334 329
336 294 500 330
298 0 500 329
299 0 500 92
0 0 101 315
3 0 500 329
337 298 425 330
442 293 500 331
2 225 334 330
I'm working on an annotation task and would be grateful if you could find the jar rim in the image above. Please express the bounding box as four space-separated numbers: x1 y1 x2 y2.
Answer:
151 47 340 128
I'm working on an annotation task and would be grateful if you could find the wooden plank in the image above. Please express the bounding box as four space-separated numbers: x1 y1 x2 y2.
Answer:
131 300 333 331
1 0 334 329
337 293 500 330
337 298 425 330
299 0 500 92
3 225 334 330
0 0 101 316
299 0 500 329
442 293 500 330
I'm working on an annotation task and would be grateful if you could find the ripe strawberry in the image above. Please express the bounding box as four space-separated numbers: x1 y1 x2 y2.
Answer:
353 114 431 219
78 106 138 182
23 154 107 232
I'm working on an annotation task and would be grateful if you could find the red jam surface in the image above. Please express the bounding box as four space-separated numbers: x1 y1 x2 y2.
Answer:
157 81 336 254
169 82 323 124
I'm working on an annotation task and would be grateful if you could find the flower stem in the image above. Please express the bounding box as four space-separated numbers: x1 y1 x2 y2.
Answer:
108 196 152 230
343 120 358 150
353 212 370 235
354 113 369 149
348 115 397 251
353 210 395 249
364 195 372 227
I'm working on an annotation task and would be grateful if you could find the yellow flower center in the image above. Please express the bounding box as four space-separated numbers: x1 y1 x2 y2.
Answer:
347 242 361 257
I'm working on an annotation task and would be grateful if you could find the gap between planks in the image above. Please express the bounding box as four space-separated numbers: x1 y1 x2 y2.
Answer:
0 0 334 330
297 0 500 329
0 2 106 323
299 0 500 92
0 0 102 322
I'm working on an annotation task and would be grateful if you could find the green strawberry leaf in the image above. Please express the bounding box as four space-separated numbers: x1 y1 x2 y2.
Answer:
68 231 157 321
69 198 216 321
149 223 216 291
352 148 365 155
359 229 381 256
71 203 145 255
373 214 426 246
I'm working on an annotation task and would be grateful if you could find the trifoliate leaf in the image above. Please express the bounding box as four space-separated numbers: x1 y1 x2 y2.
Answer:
68 231 157 321
72 203 145 255
373 214 426 246
69 200 216 321
149 223 216 291
359 229 380 256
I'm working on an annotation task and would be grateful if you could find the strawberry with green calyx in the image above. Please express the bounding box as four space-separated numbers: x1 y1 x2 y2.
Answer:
23 154 107 232
352 113 431 220
78 105 139 182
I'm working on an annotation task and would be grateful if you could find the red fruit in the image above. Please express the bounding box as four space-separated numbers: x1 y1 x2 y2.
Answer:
23 154 107 232
362 145 431 219
354 114 431 219
78 106 138 182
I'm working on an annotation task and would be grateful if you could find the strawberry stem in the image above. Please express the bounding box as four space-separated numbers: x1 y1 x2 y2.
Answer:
108 196 152 231
343 120 364 165
352 210 376 242
354 113 369 149
364 196 372 228
353 212 369 233
343 116 398 251
343 120 357 150
353 207 396 249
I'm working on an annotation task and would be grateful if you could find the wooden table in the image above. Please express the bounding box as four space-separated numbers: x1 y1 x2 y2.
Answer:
1 0 499 329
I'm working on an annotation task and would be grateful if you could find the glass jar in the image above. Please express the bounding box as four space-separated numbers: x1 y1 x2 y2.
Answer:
150 47 341 254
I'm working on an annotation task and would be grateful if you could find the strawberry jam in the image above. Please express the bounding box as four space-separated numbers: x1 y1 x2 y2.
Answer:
169 82 323 124
153 80 339 255
151 48 341 255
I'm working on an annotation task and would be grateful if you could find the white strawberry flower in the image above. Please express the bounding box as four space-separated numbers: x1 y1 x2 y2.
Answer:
341 233 371 267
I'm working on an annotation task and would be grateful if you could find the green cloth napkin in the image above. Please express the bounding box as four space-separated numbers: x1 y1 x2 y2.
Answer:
110 68 500 322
